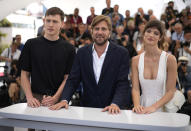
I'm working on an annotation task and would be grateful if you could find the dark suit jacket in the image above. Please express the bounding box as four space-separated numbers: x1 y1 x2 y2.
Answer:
61 42 131 108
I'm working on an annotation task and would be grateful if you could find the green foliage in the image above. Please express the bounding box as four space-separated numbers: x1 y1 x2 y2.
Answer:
0 31 7 41
0 31 6 37
0 44 9 54
0 19 12 27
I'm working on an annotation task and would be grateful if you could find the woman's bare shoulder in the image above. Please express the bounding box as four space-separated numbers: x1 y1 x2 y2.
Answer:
132 54 141 61
132 54 141 66
166 53 177 68
166 53 177 63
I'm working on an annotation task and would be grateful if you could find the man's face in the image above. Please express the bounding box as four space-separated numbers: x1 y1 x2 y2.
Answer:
43 15 63 38
184 33 191 42
114 5 119 12
78 24 85 32
90 7 95 14
175 25 182 34
106 0 111 7
138 8 143 14
126 10 130 17
15 35 21 44
148 10 153 16
168 2 174 8
116 26 124 35
92 21 110 46
74 9 79 16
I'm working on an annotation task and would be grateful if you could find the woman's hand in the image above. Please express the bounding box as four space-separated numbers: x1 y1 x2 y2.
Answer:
132 105 144 114
141 105 157 114
133 105 157 114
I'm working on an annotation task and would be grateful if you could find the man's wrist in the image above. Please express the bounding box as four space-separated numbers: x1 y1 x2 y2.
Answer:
111 103 119 107
61 100 68 104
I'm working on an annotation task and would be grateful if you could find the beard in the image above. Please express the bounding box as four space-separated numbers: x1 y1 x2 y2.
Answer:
93 35 109 46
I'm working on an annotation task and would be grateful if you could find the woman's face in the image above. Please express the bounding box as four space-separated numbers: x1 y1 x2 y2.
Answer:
139 23 145 33
143 27 161 46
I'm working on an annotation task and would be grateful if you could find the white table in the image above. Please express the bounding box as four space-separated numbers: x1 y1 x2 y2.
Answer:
0 103 190 131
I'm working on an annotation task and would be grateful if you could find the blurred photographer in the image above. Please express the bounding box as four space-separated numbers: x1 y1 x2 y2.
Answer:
171 23 184 43
0 40 21 73
112 25 129 46
165 1 179 22
7 60 21 104
179 25 191 67
177 56 191 96
134 8 149 27
177 57 191 117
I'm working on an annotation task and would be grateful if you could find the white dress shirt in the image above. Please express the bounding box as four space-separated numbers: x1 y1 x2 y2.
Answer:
92 42 109 84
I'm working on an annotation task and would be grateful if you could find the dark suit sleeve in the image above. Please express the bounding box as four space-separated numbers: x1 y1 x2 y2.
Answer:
60 51 81 102
112 49 131 108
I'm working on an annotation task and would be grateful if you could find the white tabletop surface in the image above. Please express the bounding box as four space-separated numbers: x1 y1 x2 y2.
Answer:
0 103 190 130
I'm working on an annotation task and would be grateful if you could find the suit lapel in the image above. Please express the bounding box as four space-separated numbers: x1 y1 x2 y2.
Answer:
87 44 97 85
98 43 116 85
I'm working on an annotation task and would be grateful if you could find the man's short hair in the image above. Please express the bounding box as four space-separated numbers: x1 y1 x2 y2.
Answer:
91 15 112 32
45 7 64 21
15 34 21 37
175 23 183 28
168 1 174 5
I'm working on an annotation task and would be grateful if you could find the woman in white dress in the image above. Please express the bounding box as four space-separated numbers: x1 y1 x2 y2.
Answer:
131 20 177 114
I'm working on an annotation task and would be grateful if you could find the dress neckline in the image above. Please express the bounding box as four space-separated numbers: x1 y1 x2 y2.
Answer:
142 51 164 81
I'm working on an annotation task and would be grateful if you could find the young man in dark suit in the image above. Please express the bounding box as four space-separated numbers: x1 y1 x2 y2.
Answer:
50 15 131 114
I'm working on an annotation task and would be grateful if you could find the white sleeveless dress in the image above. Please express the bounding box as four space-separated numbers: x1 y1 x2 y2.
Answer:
138 51 167 111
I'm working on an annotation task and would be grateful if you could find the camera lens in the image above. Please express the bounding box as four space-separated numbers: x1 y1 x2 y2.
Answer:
121 37 125 41
181 61 187 66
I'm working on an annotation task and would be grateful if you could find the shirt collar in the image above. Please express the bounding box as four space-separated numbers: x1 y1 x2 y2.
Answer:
92 41 110 54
